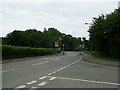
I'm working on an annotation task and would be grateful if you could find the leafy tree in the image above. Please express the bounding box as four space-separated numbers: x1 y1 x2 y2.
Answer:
88 8 120 59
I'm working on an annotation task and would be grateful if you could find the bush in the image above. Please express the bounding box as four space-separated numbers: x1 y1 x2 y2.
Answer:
1 45 56 59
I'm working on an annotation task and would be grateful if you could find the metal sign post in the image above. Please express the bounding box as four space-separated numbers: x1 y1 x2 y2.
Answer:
55 42 59 54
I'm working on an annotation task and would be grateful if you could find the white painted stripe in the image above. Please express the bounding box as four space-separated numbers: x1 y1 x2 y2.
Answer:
38 82 47 86
67 65 70 67
50 58 54 59
32 61 48 66
39 76 47 80
50 76 120 86
47 73 52 76
57 69 61 72
26 80 37 85
60 68 64 70
1 68 18 73
53 58 60 61
49 77 56 80
31 87 37 89
16 85 26 88
52 71 57 74
63 66 67 69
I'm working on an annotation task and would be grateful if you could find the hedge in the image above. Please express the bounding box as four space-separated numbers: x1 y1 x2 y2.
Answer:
1 45 56 59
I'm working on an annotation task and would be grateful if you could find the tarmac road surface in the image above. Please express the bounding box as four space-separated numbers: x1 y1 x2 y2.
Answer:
2 52 119 89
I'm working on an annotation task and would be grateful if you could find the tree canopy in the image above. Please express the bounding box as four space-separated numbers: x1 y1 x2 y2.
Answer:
88 8 120 59
3 28 83 51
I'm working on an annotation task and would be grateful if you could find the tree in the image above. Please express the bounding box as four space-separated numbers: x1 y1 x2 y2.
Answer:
88 8 120 59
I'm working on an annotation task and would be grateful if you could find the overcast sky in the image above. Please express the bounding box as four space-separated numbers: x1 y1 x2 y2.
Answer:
0 0 119 39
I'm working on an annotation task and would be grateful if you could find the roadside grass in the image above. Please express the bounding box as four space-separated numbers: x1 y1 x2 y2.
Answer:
85 51 120 62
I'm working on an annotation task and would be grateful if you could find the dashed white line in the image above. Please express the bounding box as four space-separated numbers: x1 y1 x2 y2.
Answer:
16 85 26 88
49 77 56 81
32 61 49 66
39 76 47 80
49 76 120 86
67 65 70 67
52 71 57 74
63 66 67 69
53 58 60 61
1 68 18 73
56 69 61 72
47 73 53 76
38 82 47 86
60 68 64 70
31 87 38 89
26 80 37 85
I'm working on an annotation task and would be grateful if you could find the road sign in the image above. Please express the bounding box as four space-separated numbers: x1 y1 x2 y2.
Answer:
55 42 59 47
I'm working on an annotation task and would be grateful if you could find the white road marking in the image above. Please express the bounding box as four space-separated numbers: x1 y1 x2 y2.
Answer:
50 58 54 59
1 68 18 73
39 76 47 80
57 69 61 72
38 82 47 86
63 66 67 69
52 71 57 74
60 68 64 70
49 77 56 81
31 87 38 89
47 73 52 76
26 80 37 85
16 85 26 88
67 65 70 67
32 61 48 66
53 58 60 61
49 76 120 86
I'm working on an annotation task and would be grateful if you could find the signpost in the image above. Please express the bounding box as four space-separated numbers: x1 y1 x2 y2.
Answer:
55 42 59 54
55 42 59 47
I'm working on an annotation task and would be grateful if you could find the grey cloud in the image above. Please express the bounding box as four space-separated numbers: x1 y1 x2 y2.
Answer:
1 2 118 39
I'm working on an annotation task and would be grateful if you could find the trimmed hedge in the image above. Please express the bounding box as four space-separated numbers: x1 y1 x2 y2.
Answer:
1 45 56 59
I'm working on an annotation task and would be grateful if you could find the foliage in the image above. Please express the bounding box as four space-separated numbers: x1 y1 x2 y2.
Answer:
85 51 120 62
3 28 83 51
2 45 56 59
88 8 120 59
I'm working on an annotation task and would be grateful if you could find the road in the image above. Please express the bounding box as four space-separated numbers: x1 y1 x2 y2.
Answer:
2 52 119 89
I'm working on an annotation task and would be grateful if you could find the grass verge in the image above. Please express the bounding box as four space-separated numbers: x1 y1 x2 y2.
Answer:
85 51 120 62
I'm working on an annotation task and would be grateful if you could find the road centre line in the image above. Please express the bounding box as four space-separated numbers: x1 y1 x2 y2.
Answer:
52 71 57 74
52 58 60 61
48 76 120 86
32 58 61 66
39 76 47 80
38 82 47 86
47 59 81 76
1 68 18 73
49 77 56 81
47 73 53 76
16 85 26 88
31 87 38 89
32 61 49 66
26 80 37 85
